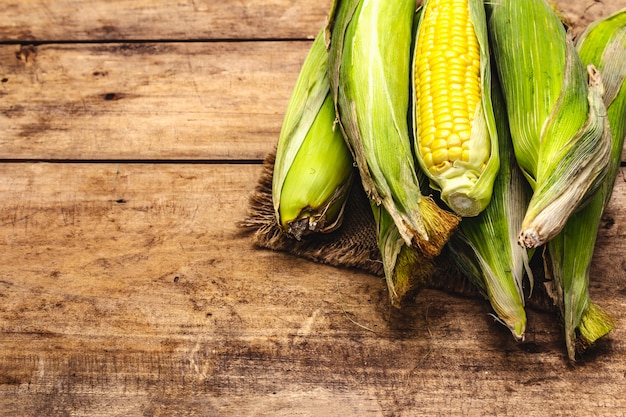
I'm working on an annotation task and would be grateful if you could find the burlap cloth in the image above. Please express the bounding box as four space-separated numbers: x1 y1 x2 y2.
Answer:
239 151 556 313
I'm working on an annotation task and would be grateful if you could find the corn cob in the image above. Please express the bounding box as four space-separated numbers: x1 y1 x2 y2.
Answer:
543 9 626 361
487 0 612 249
447 72 532 341
327 0 459 257
272 29 355 240
412 0 499 217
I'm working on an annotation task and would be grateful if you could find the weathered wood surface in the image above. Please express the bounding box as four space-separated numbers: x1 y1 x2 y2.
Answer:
0 0 331 42
1 0 625 41
1 0 626 415
0 163 625 417
2 1 626 162
0 42 307 161
3 41 626 162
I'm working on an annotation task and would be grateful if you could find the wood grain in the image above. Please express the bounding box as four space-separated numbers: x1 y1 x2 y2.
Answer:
2 40 626 163
0 42 310 161
2 0 626 42
2 0 626 415
0 163 625 416
0 0 332 42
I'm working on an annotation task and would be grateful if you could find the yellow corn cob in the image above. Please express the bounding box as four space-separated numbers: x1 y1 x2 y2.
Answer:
412 0 499 217
415 0 481 171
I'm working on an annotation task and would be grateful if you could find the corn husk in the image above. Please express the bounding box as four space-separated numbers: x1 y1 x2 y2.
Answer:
371 202 435 308
447 72 532 341
577 8 626 199
543 9 626 361
327 0 460 257
411 0 500 218
487 0 612 249
272 29 355 240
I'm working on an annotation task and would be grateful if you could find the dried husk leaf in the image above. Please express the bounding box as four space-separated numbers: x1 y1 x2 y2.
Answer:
371 202 435 308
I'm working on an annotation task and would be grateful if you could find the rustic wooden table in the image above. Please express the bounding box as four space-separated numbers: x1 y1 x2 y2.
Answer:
1 1 626 416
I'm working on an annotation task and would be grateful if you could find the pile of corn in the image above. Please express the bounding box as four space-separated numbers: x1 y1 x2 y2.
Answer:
271 0 626 361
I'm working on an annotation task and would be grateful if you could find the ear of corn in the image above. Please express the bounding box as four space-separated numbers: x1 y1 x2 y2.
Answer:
543 9 626 361
412 0 499 217
272 29 355 240
487 0 612 249
327 0 460 257
447 72 531 341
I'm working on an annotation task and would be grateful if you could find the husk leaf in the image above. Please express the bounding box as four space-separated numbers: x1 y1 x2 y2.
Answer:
487 0 611 249
542 8 626 361
447 72 531 341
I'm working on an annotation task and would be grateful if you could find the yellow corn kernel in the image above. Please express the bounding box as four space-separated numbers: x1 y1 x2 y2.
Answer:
431 139 449 150
423 152 434 169
432 161 452 175
432 148 449 165
455 123 472 136
436 129 452 140
421 131 436 147
451 109 467 119
447 133 461 147
449 146 463 161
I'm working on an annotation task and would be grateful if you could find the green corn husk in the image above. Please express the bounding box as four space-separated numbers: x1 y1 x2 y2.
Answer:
577 8 626 199
543 9 626 361
447 72 532 341
411 0 500 218
272 29 355 240
545 197 616 361
327 0 460 257
371 202 435 308
487 0 612 249
369 5 436 309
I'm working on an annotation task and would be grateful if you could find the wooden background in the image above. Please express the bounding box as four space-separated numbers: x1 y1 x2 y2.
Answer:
1 1 626 415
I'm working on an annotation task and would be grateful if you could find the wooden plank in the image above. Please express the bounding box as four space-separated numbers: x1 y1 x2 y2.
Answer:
0 41 307 161
3 41 626 163
1 162 625 416
0 0 331 42
558 0 626 37
1 0 626 42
